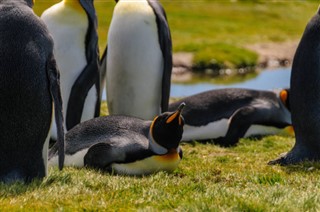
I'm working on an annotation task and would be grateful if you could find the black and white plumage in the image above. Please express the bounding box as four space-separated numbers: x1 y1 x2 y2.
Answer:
169 88 292 147
41 0 100 139
269 7 320 165
49 103 185 175
101 0 172 120
0 0 65 183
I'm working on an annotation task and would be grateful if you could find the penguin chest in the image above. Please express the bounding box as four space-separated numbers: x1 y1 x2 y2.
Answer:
41 4 89 113
111 150 181 175
107 1 163 119
182 119 230 141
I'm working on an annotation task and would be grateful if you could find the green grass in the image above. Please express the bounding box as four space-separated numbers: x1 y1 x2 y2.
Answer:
33 1 319 70
1 103 320 210
3 135 320 210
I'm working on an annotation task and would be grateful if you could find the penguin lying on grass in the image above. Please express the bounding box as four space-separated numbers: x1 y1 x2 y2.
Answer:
169 88 292 147
49 103 185 175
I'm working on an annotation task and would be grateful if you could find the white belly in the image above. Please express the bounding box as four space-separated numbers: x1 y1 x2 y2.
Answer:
182 119 229 141
49 148 89 168
107 1 163 120
41 3 96 138
182 119 284 141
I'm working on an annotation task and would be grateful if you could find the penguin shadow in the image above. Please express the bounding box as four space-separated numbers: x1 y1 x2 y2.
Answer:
272 159 320 174
0 179 43 196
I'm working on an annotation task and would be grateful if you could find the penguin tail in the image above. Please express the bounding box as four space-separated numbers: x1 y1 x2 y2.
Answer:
47 54 65 170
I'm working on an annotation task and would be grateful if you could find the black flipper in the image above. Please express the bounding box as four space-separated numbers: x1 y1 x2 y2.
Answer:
47 54 65 170
214 104 289 147
84 143 115 170
147 0 172 113
66 0 100 130
99 45 107 100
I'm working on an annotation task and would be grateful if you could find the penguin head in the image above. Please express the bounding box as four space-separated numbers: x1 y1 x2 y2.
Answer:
150 103 185 150
279 89 290 111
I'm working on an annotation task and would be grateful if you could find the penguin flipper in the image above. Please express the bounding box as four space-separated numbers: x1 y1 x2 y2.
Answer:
47 54 65 170
214 106 266 147
99 45 107 100
66 0 100 130
84 142 125 171
148 0 172 112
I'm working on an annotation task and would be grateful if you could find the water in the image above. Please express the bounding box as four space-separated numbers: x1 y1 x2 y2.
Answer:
102 67 291 99
171 68 290 97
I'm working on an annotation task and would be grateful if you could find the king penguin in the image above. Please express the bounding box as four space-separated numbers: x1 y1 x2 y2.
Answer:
49 103 185 175
102 0 172 120
269 6 320 165
0 0 65 183
169 88 292 147
41 0 100 140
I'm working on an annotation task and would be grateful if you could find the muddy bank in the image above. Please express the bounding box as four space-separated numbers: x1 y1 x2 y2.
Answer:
172 41 298 82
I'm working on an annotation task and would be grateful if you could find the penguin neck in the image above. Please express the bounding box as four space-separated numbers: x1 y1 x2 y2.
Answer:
63 0 83 12
148 131 168 155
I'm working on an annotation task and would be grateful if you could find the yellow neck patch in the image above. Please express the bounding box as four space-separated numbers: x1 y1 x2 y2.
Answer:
154 149 180 162
63 0 83 12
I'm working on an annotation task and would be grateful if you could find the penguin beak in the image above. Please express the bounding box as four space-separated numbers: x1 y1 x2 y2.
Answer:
166 102 185 124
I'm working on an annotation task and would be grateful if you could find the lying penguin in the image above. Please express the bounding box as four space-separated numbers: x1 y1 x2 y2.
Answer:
169 88 292 147
49 103 185 175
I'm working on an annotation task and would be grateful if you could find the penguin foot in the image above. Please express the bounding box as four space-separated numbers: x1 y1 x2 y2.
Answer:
268 150 320 166
267 152 289 165
213 137 238 147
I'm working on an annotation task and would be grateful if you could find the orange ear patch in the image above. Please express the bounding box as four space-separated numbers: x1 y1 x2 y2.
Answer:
280 90 288 104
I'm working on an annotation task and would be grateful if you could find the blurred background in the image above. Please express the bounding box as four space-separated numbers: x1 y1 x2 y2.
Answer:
33 0 319 97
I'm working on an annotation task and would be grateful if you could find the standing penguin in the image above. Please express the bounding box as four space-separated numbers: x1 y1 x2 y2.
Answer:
41 0 100 140
0 0 64 183
49 103 185 175
169 88 292 147
269 7 320 165
104 0 172 120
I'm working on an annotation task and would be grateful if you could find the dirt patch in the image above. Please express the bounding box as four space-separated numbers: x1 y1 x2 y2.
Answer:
172 41 298 82
246 41 298 69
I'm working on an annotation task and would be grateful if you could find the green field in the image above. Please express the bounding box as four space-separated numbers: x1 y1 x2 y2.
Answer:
33 0 319 70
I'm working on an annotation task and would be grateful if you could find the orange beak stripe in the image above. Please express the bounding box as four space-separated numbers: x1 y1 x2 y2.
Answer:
166 111 179 124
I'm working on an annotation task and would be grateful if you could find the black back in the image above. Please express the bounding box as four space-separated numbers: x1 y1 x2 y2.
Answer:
169 88 281 126
0 0 64 183
66 0 100 130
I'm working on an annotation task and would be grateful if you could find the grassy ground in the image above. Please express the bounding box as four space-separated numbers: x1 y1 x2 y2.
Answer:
1 103 320 210
2 135 320 210
33 0 319 70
